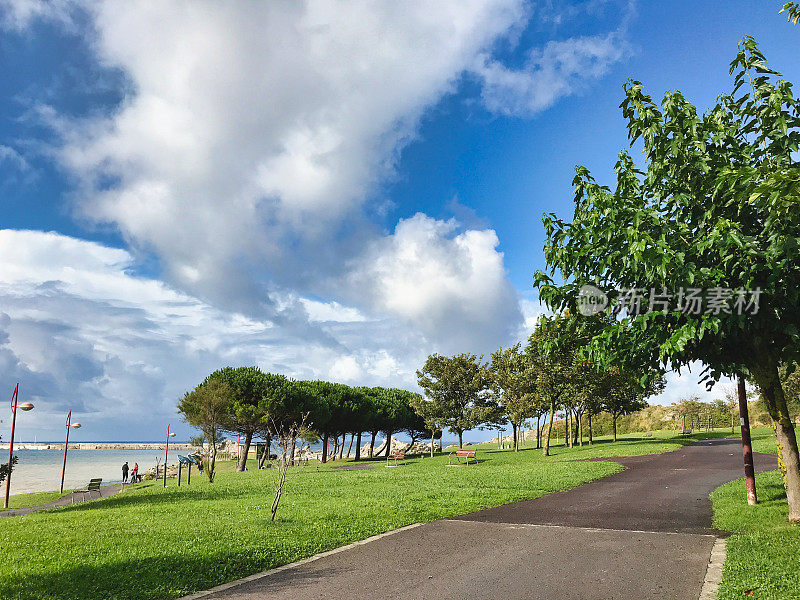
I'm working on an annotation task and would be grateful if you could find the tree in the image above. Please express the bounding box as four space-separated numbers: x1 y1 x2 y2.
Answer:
536 38 800 521
268 412 310 521
487 344 536 451
409 392 445 457
417 353 490 449
526 315 589 456
178 380 230 483
205 367 289 472
601 369 665 441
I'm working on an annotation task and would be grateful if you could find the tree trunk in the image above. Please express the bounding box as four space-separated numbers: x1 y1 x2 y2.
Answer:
321 431 329 463
573 410 580 447
289 435 297 466
258 432 271 469
383 432 392 456
750 361 800 523
237 431 253 472
342 433 355 458
208 440 217 483
331 435 339 461
543 402 556 457
565 409 571 448
431 431 435 458
537 414 542 449
458 431 463 449
588 413 593 445
512 422 518 452
355 432 362 461
612 415 618 442
369 431 377 458
577 412 583 447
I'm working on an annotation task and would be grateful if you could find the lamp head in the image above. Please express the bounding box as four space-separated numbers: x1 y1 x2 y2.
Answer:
70 422 81 429
168 432 176 437
18 402 34 411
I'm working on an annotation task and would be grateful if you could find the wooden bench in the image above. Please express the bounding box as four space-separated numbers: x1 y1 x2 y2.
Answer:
681 428 693 436
75 478 102 502
447 449 477 466
386 451 405 467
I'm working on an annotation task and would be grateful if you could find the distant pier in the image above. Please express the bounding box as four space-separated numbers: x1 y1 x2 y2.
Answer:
0 442 199 451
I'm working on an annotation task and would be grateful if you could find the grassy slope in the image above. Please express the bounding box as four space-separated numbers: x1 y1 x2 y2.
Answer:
0 428 781 600
1 489 71 510
712 471 800 600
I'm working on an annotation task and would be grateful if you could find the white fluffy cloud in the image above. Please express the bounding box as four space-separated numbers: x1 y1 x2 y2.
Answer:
353 213 522 352
2 1 629 337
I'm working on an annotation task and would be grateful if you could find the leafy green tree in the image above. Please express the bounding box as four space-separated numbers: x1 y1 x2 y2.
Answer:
178 380 230 483
526 315 587 456
416 353 490 449
487 344 536 451
601 369 665 441
409 392 445 457
204 367 289 471
536 38 800 520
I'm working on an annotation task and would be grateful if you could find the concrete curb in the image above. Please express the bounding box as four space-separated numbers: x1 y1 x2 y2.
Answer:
698 537 726 600
177 522 423 600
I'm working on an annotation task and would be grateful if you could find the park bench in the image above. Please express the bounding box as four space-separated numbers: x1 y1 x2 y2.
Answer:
387 451 405 467
75 478 102 502
681 428 693 436
642 432 653 438
447 449 477 466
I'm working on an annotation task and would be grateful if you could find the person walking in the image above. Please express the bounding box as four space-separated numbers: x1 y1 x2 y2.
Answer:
122 461 129 483
132 462 139 483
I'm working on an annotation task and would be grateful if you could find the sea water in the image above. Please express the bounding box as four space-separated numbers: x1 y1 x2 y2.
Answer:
6 449 160 495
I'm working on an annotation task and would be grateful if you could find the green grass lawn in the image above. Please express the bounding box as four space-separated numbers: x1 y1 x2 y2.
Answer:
0 428 784 600
712 470 800 600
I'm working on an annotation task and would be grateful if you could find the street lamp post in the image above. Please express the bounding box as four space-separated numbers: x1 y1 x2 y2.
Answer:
59 411 81 493
164 425 176 487
4 384 34 509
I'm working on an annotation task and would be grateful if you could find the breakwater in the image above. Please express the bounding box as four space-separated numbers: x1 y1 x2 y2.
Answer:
1 442 198 451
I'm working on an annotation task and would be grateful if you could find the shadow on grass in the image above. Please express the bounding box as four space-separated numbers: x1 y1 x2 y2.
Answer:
0 550 343 600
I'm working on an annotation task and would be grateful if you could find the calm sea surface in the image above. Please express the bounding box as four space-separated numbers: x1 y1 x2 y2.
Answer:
8 449 162 495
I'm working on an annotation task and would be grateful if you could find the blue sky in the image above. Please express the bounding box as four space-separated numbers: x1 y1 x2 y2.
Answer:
0 1 796 442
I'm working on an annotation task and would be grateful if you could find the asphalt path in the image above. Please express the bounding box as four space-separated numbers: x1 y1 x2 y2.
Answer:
184 438 778 600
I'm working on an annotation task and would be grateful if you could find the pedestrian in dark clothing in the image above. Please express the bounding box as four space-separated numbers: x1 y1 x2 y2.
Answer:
122 461 129 483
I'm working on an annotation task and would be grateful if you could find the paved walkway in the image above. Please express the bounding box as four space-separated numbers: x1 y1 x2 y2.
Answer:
185 438 776 600
0 483 125 517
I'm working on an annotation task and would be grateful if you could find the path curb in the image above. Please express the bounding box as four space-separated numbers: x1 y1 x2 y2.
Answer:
698 537 726 600
177 522 423 600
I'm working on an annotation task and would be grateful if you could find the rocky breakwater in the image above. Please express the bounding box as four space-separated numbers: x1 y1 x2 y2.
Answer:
360 438 441 457
0 442 200 451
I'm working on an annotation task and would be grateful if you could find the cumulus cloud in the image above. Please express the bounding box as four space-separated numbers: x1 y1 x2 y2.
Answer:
1 1 629 331
351 214 523 352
